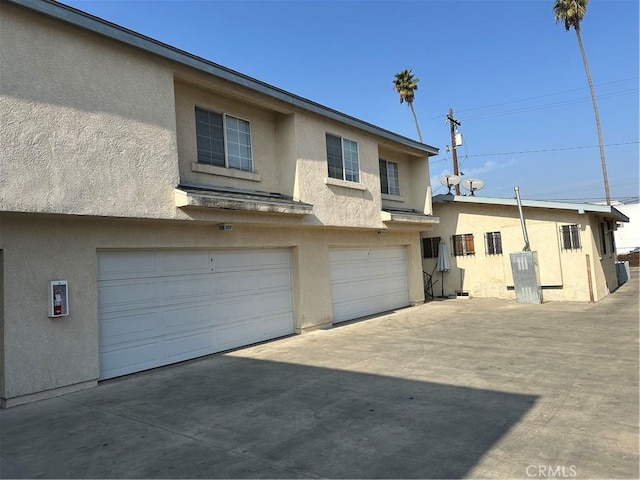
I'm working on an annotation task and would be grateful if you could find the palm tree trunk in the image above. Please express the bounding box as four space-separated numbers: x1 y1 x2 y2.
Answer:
575 27 611 205
408 102 423 143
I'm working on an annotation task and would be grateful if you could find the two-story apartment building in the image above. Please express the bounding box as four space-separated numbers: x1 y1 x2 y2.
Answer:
0 0 439 407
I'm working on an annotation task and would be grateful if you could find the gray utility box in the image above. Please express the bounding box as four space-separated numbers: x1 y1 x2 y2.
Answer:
510 251 542 304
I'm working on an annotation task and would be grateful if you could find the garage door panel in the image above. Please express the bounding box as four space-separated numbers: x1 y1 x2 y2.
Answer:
100 340 163 378
217 322 256 351
214 271 257 296
214 251 256 271
216 297 258 324
330 247 409 324
164 329 216 363
98 249 294 380
256 249 291 268
259 313 295 338
159 275 212 302
99 311 161 346
98 251 158 280
162 303 213 332
98 280 158 312
160 251 211 275
255 291 293 315
258 268 291 289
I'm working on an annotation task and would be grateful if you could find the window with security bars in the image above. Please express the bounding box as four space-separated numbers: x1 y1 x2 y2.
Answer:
560 224 581 250
452 234 475 256
196 107 253 171
379 159 400 195
326 133 359 182
484 232 502 255
422 237 440 258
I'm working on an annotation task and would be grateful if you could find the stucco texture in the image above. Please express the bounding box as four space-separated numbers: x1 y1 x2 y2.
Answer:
0 213 425 406
1 3 180 220
424 201 619 302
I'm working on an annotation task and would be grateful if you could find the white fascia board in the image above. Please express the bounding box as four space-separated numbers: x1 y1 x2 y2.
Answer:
432 194 629 222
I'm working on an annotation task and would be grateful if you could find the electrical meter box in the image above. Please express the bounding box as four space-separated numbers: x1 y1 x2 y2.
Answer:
49 280 69 317
510 251 542 304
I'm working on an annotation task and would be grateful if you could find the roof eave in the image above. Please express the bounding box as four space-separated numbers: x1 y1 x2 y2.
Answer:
8 0 438 155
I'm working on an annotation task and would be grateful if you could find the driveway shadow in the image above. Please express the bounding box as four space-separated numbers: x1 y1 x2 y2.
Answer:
1 355 537 479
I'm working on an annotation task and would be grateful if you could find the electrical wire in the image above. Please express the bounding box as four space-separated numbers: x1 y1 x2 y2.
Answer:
461 89 637 122
428 76 639 121
465 141 639 158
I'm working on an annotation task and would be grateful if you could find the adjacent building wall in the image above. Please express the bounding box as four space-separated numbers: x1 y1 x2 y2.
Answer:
424 201 616 302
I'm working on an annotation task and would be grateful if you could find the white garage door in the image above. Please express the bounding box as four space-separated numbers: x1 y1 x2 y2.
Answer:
330 247 410 324
97 249 294 379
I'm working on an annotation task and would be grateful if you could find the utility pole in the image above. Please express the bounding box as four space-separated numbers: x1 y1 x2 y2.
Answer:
446 108 462 195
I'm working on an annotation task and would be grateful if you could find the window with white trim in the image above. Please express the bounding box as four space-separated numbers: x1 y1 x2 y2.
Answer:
560 224 581 250
326 133 359 182
379 159 400 195
452 234 475 256
196 107 253 171
422 237 440 258
484 232 503 255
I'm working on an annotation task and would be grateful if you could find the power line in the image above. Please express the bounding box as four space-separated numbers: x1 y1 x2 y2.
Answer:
429 76 639 120
464 141 639 158
461 89 637 122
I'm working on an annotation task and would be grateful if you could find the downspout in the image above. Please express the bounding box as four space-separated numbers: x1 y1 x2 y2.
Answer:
514 187 530 252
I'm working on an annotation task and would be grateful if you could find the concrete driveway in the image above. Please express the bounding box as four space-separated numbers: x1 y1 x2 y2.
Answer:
1 273 638 479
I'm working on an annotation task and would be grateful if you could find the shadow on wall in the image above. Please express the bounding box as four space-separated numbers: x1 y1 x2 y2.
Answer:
1 355 538 479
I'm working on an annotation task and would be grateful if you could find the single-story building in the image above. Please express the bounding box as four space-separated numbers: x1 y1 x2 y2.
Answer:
422 194 629 303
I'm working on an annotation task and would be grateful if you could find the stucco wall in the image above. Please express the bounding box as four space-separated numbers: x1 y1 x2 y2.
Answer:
0 3 180 220
174 81 283 193
423 202 615 302
0 213 424 406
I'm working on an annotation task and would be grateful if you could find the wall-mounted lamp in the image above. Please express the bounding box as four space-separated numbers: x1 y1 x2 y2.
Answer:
218 223 233 232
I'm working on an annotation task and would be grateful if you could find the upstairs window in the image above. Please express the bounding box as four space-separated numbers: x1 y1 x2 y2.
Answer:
379 159 400 195
196 107 253 171
560 224 581 250
326 133 359 182
422 237 440 258
485 232 503 255
452 234 475 256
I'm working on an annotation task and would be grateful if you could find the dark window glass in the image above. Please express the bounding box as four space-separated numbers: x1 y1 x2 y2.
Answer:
422 237 440 258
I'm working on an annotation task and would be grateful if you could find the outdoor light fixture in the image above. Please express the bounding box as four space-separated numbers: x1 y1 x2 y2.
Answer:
218 223 233 232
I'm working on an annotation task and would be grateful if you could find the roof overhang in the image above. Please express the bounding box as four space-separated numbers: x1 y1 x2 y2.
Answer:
7 0 438 156
175 184 313 216
381 208 439 226
432 194 630 223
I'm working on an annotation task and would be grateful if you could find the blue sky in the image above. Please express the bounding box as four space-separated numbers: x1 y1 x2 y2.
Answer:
59 0 639 203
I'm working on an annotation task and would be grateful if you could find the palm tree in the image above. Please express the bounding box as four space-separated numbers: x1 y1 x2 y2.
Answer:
393 69 423 143
553 0 610 205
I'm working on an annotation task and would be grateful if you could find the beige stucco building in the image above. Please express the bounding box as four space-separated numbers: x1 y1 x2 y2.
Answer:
423 194 628 303
0 0 440 406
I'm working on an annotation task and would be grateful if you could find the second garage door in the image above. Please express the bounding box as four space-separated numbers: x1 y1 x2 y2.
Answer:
98 249 294 380
330 247 410 323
